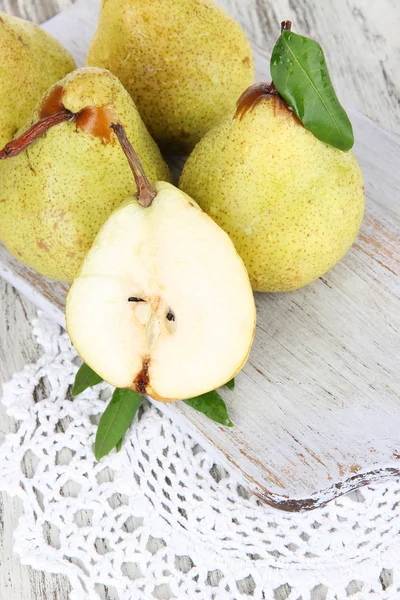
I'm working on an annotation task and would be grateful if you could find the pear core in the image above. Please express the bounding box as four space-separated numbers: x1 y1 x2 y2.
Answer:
66 183 256 401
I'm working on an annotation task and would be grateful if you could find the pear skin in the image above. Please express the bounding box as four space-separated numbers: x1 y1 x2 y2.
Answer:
0 67 171 282
180 85 365 292
86 0 254 152
0 12 75 147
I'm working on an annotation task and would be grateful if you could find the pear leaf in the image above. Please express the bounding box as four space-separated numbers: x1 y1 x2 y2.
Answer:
270 27 354 151
94 388 142 460
72 362 103 396
225 378 235 391
185 390 233 427
116 438 123 453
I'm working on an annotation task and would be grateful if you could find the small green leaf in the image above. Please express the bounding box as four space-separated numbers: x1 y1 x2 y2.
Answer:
72 362 103 396
94 388 142 460
116 438 123 453
271 26 354 151
225 378 235 391
184 390 233 427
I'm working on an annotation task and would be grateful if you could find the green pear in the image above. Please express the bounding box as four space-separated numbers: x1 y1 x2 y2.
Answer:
86 0 254 152
0 12 75 147
180 83 365 292
0 67 170 282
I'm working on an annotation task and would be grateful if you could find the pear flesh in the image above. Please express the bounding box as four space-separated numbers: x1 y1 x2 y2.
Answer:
180 85 365 292
66 182 256 401
0 67 170 282
0 12 75 147
86 0 255 152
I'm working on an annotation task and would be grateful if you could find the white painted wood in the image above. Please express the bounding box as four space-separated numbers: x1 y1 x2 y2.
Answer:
0 279 73 600
0 0 399 597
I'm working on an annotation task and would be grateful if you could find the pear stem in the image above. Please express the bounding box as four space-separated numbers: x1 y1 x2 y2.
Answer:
268 81 279 95
281 20 292 32
235 82 280 120
111 123 157 208
0 109 76 159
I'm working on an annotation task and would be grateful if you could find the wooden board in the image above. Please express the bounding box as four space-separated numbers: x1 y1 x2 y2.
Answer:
1 0 399 512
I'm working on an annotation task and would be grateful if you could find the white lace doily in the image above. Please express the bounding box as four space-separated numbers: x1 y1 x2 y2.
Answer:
0 314 399 600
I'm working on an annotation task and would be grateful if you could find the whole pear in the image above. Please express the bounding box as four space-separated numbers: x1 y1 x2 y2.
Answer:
0 12 75 147
86 0 254 152
0 67 170 282
180 84 365 292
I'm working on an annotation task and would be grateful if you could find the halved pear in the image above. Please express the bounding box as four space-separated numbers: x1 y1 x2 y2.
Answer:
66 126 256 402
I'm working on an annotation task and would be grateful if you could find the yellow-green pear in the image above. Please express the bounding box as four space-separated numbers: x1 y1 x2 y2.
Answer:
0 67 170 282
0 12 75 147
86 0 255 152
180 83 365 292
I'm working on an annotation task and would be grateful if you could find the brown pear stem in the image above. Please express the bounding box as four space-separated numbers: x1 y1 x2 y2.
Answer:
268 81 279 95
235 82 280 119
0 109 76 159
111 123 157 208
281 20 292 32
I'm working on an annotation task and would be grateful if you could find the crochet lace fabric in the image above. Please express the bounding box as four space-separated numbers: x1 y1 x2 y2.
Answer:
0 314 399 600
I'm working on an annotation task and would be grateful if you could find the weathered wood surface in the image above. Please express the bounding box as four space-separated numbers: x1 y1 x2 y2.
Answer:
2 0 400 506
0 0 399 598
3 100 399 509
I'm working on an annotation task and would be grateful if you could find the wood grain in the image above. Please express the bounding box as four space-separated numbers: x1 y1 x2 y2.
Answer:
0 0 72 22
0 279 72 600
0 0 399 598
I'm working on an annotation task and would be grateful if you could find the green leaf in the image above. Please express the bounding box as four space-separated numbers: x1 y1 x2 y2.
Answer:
184 390 233 427
270 28 354 151
72 362 103 396
94 388 142 460
225 378 235 391
115 438 123 453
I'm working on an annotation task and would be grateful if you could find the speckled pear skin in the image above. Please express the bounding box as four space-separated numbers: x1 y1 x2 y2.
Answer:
0 67 171 282
86 0 255 152
0 12 75 147
180 95 365 292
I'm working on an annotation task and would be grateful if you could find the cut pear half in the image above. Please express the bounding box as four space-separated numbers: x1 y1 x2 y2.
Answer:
66 180 256 401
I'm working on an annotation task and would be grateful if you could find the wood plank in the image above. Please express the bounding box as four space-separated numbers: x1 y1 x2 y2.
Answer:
0 279 72 600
